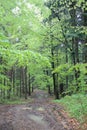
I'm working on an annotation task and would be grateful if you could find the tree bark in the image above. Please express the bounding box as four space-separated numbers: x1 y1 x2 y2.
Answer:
51 47 59 99
28 73 31 96
25 66 27 99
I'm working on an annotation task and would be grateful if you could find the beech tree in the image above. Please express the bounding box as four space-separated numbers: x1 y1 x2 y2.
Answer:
0 0 51 99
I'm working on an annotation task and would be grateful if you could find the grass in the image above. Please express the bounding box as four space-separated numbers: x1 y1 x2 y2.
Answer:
0 97 33 105
54 93 87 122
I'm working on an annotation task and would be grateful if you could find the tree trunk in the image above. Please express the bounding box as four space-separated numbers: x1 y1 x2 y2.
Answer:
65 45 69 89
51 47 59 99
84 8 87 63
28 73 31 96
22 67 25 94
25 66 27 99
13 67 16 95
7 69 13 99
20 67 22 97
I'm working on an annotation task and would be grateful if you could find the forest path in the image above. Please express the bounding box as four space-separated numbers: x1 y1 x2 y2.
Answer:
0 90 78 130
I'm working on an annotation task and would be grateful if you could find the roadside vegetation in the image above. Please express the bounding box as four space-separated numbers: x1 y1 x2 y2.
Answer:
54 93 87 124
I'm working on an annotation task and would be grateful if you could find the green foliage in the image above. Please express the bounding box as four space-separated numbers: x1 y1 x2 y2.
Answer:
0 0 52 99
0 97 32 104
53 61 87 93
0 0 87 101
54 94 87 122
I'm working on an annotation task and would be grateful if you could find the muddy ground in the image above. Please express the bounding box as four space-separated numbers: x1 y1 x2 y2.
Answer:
0 90 79 130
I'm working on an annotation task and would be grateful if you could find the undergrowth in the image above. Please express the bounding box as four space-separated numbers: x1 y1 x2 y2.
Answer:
54 93 87 123
0 97 33 105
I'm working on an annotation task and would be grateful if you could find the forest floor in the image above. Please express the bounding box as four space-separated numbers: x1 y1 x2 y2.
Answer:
0 90 81 130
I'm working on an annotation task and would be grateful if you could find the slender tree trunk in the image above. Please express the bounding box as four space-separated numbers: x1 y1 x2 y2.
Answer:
20 67 22 97
46 70 51 95
22 67 25 94
7 69 13 99
72 37 80 91
65 45 69 89
70 3 80 91
51 47 59 99
84 8 87 63
31 84 33 93
13 67 16 95
25 66 27 99
3 78 6 99
28 73 31 96
83 7 87 86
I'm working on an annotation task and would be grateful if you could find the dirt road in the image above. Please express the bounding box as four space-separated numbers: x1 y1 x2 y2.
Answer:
0 90 78 130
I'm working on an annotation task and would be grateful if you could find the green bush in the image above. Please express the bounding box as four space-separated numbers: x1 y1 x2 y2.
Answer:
54 94 87 122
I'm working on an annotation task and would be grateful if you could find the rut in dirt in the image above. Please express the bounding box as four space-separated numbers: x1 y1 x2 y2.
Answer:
0 90 76 130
